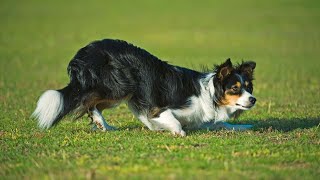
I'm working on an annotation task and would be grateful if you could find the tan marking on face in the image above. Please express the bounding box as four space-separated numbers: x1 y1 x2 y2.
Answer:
231 82 241 90
220 91 241 105
245 81 249 86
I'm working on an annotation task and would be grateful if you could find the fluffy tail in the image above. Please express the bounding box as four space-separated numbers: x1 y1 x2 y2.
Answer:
32 84 79 129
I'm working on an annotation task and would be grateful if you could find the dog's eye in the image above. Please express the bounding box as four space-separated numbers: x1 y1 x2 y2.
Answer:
232 86 239 91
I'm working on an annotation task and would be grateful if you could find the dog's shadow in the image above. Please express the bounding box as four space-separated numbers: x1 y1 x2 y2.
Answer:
242 118 320 132
197 118 320 133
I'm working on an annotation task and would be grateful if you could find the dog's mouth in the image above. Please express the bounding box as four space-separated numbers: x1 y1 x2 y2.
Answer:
236 103 254 109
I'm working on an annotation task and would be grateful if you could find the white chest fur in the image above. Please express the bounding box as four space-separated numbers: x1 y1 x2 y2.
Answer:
171 74 237 128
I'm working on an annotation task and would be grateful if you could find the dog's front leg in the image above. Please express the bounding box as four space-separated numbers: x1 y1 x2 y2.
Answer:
150 110 186 136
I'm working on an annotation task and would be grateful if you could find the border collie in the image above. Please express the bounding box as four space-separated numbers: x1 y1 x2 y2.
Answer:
32 39 256 136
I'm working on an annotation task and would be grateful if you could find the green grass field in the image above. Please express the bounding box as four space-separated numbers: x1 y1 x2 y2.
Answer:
1 0 320 179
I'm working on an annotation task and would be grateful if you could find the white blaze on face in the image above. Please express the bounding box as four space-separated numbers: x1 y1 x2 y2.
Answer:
235 90 255 110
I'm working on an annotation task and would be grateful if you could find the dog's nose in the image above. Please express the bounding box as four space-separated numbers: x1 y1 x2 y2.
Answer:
249 97 256 104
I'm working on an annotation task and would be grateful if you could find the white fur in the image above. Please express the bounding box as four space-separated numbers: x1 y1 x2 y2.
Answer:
127 103 155 130
137 115 154 130
236 90 255 110
150 109 186 136
171 73 220 128
32 90 64 129
214 106 238 122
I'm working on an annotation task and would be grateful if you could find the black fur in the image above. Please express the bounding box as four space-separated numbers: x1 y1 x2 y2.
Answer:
42 39 255 127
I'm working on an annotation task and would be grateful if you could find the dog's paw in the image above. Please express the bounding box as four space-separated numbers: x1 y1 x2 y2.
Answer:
180 130 186 137
172 130 186 137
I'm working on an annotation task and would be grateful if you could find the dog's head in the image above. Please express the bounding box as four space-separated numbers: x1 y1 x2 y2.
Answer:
214 58 256 110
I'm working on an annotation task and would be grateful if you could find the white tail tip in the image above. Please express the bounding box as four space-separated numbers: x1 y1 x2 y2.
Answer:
32 90 64 129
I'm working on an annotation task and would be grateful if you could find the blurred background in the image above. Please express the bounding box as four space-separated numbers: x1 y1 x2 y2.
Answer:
1 0 319 119
1 1 320 178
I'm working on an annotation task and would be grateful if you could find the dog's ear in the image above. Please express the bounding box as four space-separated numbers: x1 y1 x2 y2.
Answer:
238 61 256 80
217 58 234 81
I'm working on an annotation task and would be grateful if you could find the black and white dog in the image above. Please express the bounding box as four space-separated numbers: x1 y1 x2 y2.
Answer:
32 39 256 136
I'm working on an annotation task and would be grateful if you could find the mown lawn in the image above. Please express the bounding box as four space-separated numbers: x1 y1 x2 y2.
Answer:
1 0 319 179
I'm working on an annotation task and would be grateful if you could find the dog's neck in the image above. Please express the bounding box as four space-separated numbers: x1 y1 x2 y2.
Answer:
214 105 238 122
200 73 238 123
200 73 215 96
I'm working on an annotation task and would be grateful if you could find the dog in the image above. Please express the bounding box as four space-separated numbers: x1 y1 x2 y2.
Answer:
32 39 256 136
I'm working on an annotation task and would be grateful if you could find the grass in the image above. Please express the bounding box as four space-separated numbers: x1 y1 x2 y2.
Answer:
1 0 320 179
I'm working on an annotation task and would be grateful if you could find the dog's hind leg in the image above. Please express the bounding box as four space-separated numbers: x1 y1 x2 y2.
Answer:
88 107 116 131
